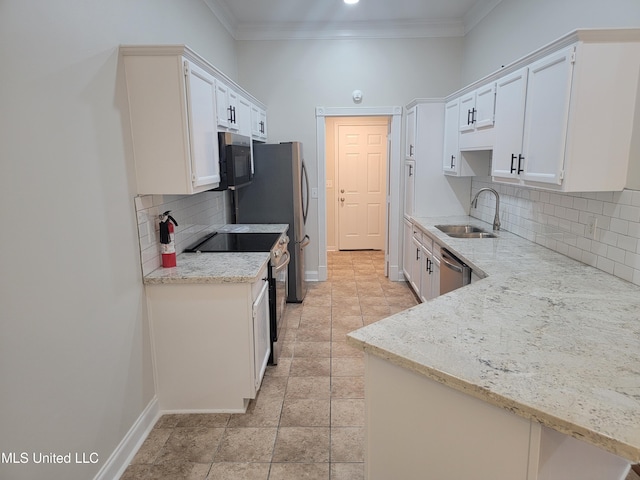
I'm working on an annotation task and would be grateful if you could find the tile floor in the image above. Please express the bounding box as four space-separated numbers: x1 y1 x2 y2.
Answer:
121 250 418 479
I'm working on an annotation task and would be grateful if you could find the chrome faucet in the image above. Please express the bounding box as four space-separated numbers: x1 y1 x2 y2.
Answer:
471 188 501 231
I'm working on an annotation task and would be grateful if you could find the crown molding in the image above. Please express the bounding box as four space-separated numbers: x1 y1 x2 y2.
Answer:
202 0 238 38
463 0 503 34
203 0 503 41
234 19 464 41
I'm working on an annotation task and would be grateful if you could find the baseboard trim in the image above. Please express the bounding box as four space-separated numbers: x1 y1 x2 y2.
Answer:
93 396 160 480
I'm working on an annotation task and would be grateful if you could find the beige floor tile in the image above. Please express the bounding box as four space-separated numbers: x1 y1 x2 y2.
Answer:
120 464 152 479
280 398 330 427
331 341 364 358
290 357 331 377
130 427 172 464
272 427 330 463
145 461 211 480
331 315 363 330
285 376 331 399
227 395 283 428
331 427 365 462
330 462 365 480
331 377 365 398
332 304 362 317
268 462 330 480
206 462 270 480
175 413 230 428
331 399 365 427
214 427 277 462
295 327 331 342
294 341 331 358
332 357 365 377
156 427 225 464
265 357 291 377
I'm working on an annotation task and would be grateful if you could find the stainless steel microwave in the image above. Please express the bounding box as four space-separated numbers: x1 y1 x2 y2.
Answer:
213 132 252 190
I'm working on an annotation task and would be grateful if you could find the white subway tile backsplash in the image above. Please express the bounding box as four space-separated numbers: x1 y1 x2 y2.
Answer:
471 178 640 287
134 190 231 276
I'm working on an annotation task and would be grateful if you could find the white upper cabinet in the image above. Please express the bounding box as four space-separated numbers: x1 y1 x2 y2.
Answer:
123 52 220 194
492 47 574 186
216 82 238 131
442 99 460 175
187 62 221 189
489 30 640 192
405 106 417 159
251 104 268 141
236 94 253 138
458 83 496 150
121 45 266 195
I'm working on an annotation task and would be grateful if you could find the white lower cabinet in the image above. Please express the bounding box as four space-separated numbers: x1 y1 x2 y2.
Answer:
146 263 270 412
404 221 440 302
402 218 413 284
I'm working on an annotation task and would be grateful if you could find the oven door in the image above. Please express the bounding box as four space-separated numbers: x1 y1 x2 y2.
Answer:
269 250 290 365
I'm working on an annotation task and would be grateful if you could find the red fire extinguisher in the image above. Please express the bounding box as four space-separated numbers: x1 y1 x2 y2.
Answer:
159 211 178 268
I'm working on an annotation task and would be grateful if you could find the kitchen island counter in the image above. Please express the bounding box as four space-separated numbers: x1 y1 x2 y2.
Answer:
348 215 640 475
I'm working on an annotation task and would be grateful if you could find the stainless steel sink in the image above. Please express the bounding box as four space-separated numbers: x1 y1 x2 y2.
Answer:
435 224 497 238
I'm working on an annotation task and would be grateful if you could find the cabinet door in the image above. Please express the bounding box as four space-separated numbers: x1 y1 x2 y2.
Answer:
492 68 528 180
409 236 422 295
237 95 252 137
458 93 476 133
216 82 232 129
521 46 575 185
251 104 267 140
252 280 270 392
405 107 416 159
443 99 460 174
185 61 220 188
402 219 413 282
403 160 415 217
474 83 496 129
419 243 431 303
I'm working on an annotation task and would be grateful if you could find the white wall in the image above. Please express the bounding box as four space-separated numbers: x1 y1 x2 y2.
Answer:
236 37 464 277
462 0 640 83
0 1 236 479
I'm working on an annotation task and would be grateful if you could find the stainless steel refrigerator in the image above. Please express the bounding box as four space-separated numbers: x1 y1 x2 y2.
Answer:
236 142 309 302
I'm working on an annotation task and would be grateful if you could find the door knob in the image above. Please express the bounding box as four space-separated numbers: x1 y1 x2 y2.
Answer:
340 189 345 193
340 197 345 202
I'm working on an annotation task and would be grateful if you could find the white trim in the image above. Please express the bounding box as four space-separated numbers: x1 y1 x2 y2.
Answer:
202 0 506 40
93 396 160 480
315 106 403 282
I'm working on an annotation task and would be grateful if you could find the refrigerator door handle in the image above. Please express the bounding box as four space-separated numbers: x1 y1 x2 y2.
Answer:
301 160 309 224
297 235 311 249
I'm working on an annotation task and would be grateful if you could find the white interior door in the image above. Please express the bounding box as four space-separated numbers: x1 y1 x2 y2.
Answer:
337 124 388 250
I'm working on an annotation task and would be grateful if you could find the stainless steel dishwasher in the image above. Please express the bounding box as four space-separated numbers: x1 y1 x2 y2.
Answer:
440 248 471 295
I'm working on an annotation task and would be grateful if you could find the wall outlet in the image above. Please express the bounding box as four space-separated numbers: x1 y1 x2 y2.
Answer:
311 187 318 199
587 215 597 238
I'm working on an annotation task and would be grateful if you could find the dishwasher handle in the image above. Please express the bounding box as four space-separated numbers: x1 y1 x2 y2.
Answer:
441 252 464 273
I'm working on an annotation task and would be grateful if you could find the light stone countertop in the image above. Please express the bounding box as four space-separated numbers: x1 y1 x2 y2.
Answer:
347 215 640 462
143 224 288 285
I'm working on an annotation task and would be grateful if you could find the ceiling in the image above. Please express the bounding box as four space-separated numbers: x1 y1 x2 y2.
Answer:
203 0 504 40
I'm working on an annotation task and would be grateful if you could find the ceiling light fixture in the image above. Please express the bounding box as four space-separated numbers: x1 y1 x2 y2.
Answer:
344 0 359 4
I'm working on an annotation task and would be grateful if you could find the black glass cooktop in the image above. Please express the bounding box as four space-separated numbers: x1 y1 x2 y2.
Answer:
184 232 281 253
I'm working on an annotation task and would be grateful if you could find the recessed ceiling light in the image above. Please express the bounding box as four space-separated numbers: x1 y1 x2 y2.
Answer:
344 0 359 4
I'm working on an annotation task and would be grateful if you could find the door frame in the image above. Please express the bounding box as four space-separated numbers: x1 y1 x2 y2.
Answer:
315 106 403 282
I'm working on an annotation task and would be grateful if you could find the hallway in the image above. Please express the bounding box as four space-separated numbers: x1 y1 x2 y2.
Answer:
122 250 418 479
